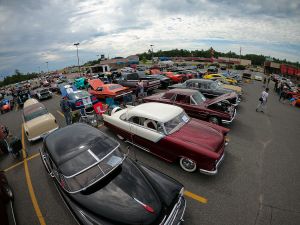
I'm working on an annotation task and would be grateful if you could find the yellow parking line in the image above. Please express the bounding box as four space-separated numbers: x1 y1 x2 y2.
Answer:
184 191 208 204
57 110 65 118
22 125 47 225
3 153 40 172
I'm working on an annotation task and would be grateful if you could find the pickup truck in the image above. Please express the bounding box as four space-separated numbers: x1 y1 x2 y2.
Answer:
117 73 160 93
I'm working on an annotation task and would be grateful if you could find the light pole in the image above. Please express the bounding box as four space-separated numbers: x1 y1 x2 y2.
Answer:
46 62 49 74
74 42 80 75
150 44 154 63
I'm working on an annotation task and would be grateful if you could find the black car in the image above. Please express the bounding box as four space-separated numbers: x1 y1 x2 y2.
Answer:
169 79 239 105
17 90 30 106
40 123 186 225
0 171 17 225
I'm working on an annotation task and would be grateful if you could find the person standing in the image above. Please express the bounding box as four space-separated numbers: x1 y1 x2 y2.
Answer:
279 85 288 102
256 88 269 113
137 79 145 98
60 97 72 125
267 76 271 87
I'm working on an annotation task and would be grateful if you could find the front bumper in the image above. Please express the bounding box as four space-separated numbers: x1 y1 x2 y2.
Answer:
28 126 59 142
199 152 225 175
222 108 236 124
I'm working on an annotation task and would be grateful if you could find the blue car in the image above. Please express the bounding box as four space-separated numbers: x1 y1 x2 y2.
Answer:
66 90 98 111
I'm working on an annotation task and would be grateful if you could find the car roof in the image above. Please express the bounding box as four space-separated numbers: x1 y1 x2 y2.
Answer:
44 123 119 176
127 102 183 123
168 88 197 96
187 79 214 83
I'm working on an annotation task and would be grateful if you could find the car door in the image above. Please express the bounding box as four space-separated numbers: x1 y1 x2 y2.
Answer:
174 94 192 115
128 116 169 159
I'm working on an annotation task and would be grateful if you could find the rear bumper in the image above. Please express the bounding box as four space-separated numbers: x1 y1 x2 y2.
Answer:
222 109 236 124
199 152 225 175
28 126 59 142
164 195 186 225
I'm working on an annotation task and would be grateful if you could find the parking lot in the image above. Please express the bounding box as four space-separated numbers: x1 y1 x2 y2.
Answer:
0 80 300 225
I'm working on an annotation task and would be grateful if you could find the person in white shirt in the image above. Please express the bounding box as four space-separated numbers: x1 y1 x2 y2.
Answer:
256 88 269 113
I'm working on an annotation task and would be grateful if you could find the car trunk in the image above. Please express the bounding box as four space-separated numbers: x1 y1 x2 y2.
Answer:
25 114 58 139
71 160 165 225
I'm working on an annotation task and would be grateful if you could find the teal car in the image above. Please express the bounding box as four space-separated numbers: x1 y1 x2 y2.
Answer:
74 77 88 89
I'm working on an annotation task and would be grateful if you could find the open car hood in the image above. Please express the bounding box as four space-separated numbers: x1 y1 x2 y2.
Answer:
70 159 164 225
88 79 105 90
205 92 237 106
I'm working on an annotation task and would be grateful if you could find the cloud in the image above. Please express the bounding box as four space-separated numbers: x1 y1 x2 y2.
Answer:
0 0 299 75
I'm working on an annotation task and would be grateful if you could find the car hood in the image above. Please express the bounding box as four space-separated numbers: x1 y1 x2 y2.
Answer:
70 160 164 225
205 92 237 106
222 84 242 94
169 119 225 153
168 83 185 89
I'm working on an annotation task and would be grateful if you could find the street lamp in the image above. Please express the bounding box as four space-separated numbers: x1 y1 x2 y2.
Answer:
74 42 80 75
46 62 49 74
150 44 154 63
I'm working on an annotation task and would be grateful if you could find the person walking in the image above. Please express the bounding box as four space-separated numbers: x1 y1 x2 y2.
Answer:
279 85 288 102
256 88 269 113
60 97 72 125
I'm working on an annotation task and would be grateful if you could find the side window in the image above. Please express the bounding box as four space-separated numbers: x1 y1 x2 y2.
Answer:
143 119 158 131
161 92 175 100
129 116 141 125
188 82 198 88
175 94 190 104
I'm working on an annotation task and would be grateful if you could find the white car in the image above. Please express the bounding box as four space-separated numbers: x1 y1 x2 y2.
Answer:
254 74 263 81
23 100 58 142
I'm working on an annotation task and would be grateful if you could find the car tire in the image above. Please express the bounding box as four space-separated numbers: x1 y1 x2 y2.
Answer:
179 157 197 172
208 116 219 125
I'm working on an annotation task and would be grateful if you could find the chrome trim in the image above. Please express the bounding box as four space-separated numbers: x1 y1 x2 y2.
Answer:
27 126 59 142
125 140 150 152
10 201 17 225
222 108 236 124
163 195 186 225
63 144 120 178
115 91 133 98
199 153 225 175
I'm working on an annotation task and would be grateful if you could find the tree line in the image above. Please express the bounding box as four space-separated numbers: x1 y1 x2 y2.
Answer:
0 70 39 87
138 48 299 67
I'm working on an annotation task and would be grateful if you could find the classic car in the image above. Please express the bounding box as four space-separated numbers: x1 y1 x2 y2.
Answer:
254 74 263 81
117 73 161 93
0 99 12 114
41 80 50 87
203 74 238 85
146 74 171 89
88 79 132 100
40 123 186 225
103 102 229 174
23 98 39 108
207 66 218 74
23 100 58 141
66 90 98 111
169 79 240 106
74 77 88 89
174 71 194 80
143 89 236 125
163 72 183 83
35 88 52 100
0 171 17 225
17 90 31 106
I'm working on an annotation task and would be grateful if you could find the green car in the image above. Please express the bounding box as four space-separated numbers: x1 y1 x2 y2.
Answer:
75 77 88 89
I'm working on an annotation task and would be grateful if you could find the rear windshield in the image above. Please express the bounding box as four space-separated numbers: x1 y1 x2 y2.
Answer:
69 91 89 100
24 108 48 122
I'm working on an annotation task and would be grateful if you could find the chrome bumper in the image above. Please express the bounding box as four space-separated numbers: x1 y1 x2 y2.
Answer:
222 108 236 124
199 153 225 175
28 126 59 142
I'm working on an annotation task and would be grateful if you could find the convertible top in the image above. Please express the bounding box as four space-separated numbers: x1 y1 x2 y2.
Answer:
44 123 119 176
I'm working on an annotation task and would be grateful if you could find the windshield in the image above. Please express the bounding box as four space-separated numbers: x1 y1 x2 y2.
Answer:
109 84 123 90
164 112 190 134
70 91 89 100
59 148 125 194
24 108 48 122
192 92 206 104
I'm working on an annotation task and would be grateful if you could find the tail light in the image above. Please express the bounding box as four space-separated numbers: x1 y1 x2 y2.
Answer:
91 96 97 101
75 101 83 107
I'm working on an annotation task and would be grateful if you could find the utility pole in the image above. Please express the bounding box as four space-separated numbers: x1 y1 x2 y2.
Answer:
46 62 49 74
74 42 80 75
150 44 154 64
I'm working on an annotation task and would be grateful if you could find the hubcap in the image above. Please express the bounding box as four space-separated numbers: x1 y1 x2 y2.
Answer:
182 158 196 170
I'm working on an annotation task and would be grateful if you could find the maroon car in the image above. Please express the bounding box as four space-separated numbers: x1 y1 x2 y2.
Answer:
143 89 236 125
103 102 229 175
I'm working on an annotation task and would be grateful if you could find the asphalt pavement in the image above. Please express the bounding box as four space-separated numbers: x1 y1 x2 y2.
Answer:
0 80 300 225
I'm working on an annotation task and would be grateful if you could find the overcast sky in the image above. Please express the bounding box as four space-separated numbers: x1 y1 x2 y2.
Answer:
0 0 299 76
